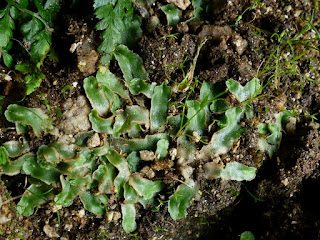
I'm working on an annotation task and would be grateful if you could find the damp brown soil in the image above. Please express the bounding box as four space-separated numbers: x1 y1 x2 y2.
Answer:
1 0 320 239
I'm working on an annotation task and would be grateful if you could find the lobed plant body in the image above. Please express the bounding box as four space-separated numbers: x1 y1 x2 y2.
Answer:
0 0 298 236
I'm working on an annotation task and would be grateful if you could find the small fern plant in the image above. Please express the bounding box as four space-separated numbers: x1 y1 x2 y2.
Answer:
0 0 61 95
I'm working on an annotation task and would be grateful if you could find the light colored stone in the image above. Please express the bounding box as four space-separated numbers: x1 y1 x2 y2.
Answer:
43 224 60 238
112 211 122 223
78 209 85 218
140 150 155 161
87 133 100 148
232 34 248 55
140 166 155 179
167 0 191 10
60 95 91 135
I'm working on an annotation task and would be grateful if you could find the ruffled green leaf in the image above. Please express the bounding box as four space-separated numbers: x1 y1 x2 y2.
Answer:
54 176 80 207
167 115 182 136
112 134 170 153
129 173 164 200
89 110 114 134
3 140 29 158
70 175 93 190
161 4 180 26
105 148 130 196
93 160 115 194
92 140 110 156
113 105 149 137
128 123 143 138
114 44 148 81
186 100 206 135
127 151 141 173
128 78 155 98
200 81 220 122
84 76 110 116
121 203 137 233
17 184 53 216
22 156 60 186
15 123 29 135
49 143 76 160
220 162 256 181
150 84 171 132
0 146 8 165
258 112 289 157
124 182 139 204
1 153 32 176
74 131 95 147
156 139 169 160
177 135 196 165
201 107 247 158
4 104 53 137
79 191 106 215
96 69 130 101
168 180 197 220
226 78 261 102
37 145 60 168
57 149 94 179
210 99 230 114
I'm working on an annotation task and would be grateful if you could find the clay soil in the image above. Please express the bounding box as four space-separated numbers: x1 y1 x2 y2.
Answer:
1 0 320 239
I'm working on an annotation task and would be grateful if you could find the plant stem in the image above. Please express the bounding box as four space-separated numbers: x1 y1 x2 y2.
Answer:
6 0 53 32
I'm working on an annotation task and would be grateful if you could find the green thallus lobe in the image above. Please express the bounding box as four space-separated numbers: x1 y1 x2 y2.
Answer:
1 75 266 233
0 0 288 235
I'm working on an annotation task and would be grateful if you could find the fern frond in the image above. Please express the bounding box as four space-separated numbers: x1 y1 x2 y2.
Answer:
20 0 62 67
94 0 142 65
0 2 18 67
